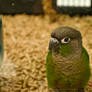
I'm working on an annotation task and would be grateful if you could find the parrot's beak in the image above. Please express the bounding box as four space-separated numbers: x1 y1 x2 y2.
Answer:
49 38 59 51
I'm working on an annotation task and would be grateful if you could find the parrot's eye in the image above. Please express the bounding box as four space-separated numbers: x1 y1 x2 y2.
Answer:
61 37 70 44
51 38 59 43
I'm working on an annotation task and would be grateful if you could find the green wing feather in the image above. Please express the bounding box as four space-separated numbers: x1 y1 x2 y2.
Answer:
81 47 91 87
46 51 57 88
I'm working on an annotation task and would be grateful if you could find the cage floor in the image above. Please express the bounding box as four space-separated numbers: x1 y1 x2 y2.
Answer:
0 14 92 92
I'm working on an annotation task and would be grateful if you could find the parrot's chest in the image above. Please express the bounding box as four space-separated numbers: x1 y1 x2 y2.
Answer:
51 53 84 87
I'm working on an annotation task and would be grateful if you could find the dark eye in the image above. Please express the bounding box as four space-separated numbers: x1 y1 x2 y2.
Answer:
61 37 70 44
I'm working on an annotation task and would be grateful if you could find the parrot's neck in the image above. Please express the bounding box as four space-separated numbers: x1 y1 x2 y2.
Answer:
52 47 82 63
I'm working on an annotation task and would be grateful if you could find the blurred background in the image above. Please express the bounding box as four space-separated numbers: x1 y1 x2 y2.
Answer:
0 0 92 92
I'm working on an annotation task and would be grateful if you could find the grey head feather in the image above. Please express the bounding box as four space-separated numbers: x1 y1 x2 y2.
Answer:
49 26 82 53
51 26 82 41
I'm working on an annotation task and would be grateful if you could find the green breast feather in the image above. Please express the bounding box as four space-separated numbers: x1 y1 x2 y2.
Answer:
46 47 91 89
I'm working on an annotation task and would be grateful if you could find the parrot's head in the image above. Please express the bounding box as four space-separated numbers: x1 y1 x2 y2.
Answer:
49 27 82 56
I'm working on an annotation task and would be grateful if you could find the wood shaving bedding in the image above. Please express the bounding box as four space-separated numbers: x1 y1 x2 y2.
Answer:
0 15 92 92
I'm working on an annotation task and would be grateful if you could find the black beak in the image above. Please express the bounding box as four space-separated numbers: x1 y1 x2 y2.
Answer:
48 39 59 52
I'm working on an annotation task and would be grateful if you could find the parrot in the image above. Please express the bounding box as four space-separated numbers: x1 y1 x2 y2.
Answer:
46 27 91 92
0 17 3 66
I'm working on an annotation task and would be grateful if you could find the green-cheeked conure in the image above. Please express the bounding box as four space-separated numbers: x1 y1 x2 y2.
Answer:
46 27 91 92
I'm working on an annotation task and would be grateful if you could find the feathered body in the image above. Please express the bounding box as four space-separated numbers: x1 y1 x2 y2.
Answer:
46 27 90 92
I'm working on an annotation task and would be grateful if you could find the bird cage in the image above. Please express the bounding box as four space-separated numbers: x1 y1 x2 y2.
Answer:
52 0 92 15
